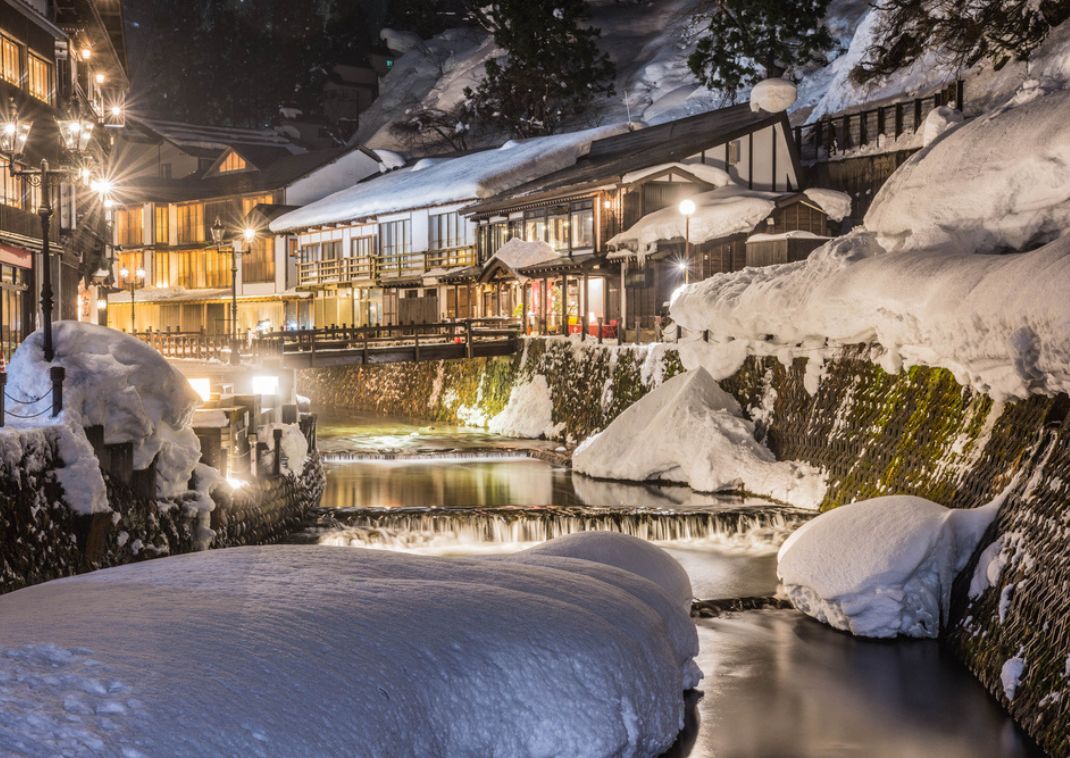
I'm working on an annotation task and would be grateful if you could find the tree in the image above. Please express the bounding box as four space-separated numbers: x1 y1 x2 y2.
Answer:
853 0 1070 83
390 105 474 152
463 0 615 138
688 0 834 95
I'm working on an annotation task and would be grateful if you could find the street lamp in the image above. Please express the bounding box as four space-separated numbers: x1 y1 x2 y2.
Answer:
96 296 107 326
678 198 696 285
211 218 255 365
119 266 145 333
0 101 101 361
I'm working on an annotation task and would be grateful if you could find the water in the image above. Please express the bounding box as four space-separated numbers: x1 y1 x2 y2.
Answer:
313 410 1038 757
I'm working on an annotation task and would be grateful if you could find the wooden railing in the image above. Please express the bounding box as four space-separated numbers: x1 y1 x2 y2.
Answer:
378 246 477 280
297 256 377 287
794 81 964 165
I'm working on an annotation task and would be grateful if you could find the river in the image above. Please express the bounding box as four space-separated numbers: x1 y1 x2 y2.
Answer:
309 410 1039 757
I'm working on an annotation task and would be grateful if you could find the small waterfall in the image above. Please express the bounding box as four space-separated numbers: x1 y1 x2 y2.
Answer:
302 504 812 553
321 449 538 464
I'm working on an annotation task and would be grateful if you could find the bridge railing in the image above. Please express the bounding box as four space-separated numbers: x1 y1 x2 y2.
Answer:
258 318 522 356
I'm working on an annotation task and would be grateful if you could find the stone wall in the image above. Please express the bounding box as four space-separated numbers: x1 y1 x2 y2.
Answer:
0 433 326 596
299 338 1067 753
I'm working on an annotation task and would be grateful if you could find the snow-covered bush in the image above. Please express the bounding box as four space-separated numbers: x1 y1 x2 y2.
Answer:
0 534 698 756
573 368 827 509
749 77 797 113
777 495 998 638
7 323 202 498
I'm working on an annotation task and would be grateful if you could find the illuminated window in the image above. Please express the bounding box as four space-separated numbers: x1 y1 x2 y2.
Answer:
115 206 143 247
176 203 205 244
27 53 51 104
153 204 169 244
243 235 275 283
218 151 248 173
0 36 20 85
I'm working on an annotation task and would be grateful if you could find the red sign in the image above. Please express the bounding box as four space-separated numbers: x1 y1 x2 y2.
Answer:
0 244 32 269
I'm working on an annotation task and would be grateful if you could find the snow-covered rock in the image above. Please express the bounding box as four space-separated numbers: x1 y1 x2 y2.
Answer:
608 185 779 260
0 535 697 756
488 374 562 439
573 368 827 509
867 87 1070 255
919 105 964 147
777 496 999 638
750 78 797 113
7 323 202 499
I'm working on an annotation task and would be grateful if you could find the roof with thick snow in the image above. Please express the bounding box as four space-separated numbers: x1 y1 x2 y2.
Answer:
467 105 795 215
269 124 631 233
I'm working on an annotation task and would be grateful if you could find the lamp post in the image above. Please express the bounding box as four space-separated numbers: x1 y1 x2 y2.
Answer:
211 217 254 366
96 296 107 326
678 198 696 285
119 266 145 333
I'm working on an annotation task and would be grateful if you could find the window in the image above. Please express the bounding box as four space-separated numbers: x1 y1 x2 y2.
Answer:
547 207 569 251
0 161 22 209
379 219 411 267
176 203 205 244
153 248 230 289
351 236 375 260
570 201 594 249
116 251 145 288
154 205 169 244
27 53 50 104
241 193 273 216
115 206 143 247
0 35 19 86
243 235 275 284
524 210 546 245
218 151 248 173
428 212 470 250
321 240 341 260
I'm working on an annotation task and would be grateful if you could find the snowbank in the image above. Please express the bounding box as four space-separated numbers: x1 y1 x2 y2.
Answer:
488 374 562 439
271 124 629 232
777 496 998 638
573 368 827 509
7 323 202 499
750 78 797 113
608 186 779 260
671 229 1070 401
0 535 697 756
866 87 1070 255
920 105 964 147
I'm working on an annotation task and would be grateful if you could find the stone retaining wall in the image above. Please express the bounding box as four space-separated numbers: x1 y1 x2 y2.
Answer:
299 338 1066 753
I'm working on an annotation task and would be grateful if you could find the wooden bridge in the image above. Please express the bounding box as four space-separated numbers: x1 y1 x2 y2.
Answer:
134 318 522 368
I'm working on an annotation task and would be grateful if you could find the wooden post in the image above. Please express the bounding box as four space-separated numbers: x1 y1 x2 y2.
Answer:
580 273 588 341
634 316 641 344
597 317 604 345
465 320 473 358
521 283 529 334
414 332 421 361
50 366 65 418
0 371 5 427
894 103 904 138
619 263 628 339
913 98 922 130
362 328 369 364
273 427 283 477
541 277 548 334
560 274 568 336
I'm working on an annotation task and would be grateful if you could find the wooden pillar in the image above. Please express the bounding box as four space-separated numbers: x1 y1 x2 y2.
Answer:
541 277 548 334
619 262 628 338
521 282 529 334
453 283 460 320
560 274 568 336
581 272 589 341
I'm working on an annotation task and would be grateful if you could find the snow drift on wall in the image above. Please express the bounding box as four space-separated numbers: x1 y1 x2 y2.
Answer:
0 535 697 756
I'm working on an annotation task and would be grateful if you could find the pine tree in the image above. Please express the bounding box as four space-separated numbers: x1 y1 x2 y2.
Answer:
688 0 834 95
463 0 615 138
853 0 1070 83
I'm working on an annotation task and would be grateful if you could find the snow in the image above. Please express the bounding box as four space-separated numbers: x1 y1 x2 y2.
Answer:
486 237 561 278
750 78 797 113
573 368 827 509
608 185 780 260
0 425 107 515
0 536 697 756
777 496 999 638
272 124 629 232
746 231 830 244
380 27 423 54
1001 657 1027 701
803 187 852 222
7 323 203 500
968 537 1008 599
488 375 563 439
867 87 1070 256
260 422 309 475
620 161 732 188
920 105 964 147
372 148 405 171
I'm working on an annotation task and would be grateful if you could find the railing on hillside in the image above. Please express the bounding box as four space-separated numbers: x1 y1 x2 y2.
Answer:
794 80 964 165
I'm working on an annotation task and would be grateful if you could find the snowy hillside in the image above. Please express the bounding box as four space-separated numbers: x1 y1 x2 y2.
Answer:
355 0 1070 155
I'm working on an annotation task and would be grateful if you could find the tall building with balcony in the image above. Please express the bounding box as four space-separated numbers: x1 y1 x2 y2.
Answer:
0 0 127 356
105 119 382 334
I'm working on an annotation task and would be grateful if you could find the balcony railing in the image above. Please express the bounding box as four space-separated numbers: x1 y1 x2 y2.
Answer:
297 256 377 287
378 246 477 280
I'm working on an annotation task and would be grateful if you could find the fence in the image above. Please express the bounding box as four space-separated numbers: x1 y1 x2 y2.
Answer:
0 366 65 427
794 81 964 165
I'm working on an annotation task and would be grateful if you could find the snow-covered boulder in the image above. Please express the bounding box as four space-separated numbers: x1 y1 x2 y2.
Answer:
866 86 1070 255
573 368 827 509
488 374 562 438
7 322 202 498
0 535 698 756
777 496 999 638
750 78 797 113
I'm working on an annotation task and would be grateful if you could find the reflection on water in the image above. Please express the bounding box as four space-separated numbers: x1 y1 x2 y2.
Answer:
682 610 1039 758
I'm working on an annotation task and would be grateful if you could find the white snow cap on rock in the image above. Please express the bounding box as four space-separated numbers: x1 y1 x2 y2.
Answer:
777 496 999 638
573 368 827 509
488 374 562 439
750 78 797 113
6 322 202 499
0 535 697 756
867 87 1070 255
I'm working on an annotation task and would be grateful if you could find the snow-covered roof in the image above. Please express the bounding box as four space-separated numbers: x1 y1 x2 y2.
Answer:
482 238 561 281
619 161 732 187
608 185 782 260
746 231 831 244
271 124 630 233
